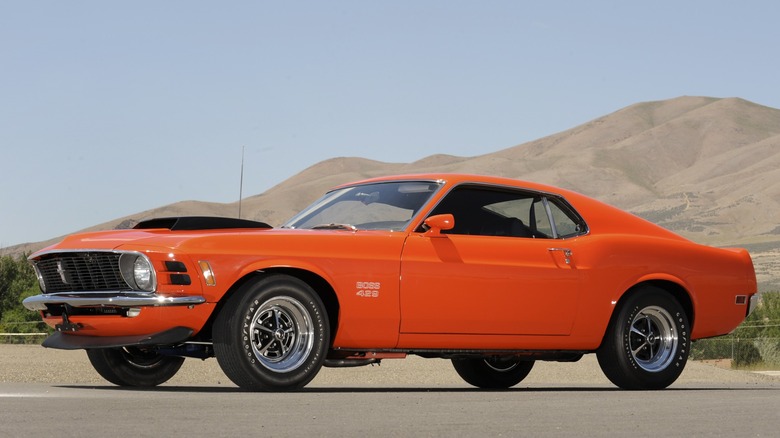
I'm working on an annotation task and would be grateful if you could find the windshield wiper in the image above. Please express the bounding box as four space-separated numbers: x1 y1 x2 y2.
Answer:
311 223 358 231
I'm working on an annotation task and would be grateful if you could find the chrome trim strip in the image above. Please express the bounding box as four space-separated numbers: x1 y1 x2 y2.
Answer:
22 293 206 311
28 248 146 260
542 197 559 238
283 179 446 233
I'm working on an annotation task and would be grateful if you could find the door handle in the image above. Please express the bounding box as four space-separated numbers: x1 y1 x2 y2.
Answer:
548 247 572 264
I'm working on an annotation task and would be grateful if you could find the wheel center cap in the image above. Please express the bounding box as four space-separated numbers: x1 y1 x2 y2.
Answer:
274 329 286 341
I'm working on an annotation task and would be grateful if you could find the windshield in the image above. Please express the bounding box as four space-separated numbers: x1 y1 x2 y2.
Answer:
283 181 442 231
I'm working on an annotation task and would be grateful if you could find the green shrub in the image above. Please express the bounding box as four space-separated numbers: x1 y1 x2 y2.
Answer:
0 254 49 344
691 338 733 360
753 338 780 367
691 292 780 368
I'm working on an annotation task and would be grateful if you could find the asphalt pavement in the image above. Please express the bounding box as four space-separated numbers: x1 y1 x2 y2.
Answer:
1 345 779 437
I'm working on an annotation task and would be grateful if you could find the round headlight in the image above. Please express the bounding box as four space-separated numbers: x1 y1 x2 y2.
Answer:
133 256 155 292
119 253 157 292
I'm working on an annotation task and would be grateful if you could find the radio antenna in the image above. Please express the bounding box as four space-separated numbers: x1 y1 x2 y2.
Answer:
238 146 245 219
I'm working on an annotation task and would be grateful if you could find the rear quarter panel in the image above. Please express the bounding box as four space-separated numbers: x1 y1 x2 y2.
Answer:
572 234 756 344
559 189 756 344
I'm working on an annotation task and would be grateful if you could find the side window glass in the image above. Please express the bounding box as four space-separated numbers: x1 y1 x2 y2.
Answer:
422 185 587 239
425 185 543 238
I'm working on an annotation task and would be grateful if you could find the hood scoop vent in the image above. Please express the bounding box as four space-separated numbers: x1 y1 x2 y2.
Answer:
134 216 272 231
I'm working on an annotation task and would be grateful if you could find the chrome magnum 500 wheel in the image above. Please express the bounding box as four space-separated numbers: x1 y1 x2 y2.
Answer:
597 286 690 390
452 356 535 389
86 347 184 387
213 275 329 391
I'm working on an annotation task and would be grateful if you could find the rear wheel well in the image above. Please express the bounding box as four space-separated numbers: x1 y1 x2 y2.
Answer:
199 268 340 345
620 280 694 330
597 284 691 389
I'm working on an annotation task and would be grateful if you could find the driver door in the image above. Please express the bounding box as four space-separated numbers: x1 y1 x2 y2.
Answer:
399 184 583 336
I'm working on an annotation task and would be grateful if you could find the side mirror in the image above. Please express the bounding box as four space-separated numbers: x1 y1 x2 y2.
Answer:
423 214 454 237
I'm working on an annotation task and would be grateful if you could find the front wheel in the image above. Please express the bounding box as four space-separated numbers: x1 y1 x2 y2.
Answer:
213 275 330 391
452 357 535 389
597 286 690 390
86 347 184 387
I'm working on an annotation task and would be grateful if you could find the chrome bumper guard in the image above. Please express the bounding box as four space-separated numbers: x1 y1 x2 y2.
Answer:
23 292 206 311
747 294 760 317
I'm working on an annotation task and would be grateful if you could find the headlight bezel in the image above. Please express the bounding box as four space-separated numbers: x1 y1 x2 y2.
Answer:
119 253 158 292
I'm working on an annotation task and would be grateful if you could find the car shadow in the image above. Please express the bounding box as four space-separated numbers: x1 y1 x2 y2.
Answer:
52 385 780 394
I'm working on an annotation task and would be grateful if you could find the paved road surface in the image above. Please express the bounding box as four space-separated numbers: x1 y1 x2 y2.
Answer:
1 345 779 437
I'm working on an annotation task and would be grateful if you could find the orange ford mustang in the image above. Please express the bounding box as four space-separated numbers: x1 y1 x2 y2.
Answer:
24 174 757 390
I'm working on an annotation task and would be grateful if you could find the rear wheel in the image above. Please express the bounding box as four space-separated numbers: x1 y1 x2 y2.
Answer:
86 347 184 387
213 275 329 391
452 357 535 389
597 286 690 390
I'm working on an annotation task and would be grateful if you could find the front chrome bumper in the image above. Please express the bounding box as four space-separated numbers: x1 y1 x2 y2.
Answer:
23 292 206 311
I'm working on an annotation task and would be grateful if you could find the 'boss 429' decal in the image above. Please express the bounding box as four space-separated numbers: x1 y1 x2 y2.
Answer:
356 281 380 298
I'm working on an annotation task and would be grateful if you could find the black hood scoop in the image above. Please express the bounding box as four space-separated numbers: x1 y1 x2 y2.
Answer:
134 216 272 231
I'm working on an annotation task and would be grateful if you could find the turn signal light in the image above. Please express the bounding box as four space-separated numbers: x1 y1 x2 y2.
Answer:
198 261 216 286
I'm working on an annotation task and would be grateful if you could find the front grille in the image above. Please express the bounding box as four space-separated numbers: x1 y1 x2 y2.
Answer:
34 252 131 293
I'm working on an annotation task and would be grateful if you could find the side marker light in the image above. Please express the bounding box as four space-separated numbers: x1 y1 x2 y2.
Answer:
198 261 216 286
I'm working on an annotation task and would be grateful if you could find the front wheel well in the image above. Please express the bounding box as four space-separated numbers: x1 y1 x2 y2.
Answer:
199 268 340 345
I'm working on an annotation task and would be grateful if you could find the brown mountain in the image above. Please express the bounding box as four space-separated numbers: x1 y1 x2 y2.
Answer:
5 96 780 289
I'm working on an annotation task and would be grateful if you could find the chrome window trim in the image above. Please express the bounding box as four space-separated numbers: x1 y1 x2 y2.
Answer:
541 197 559 238
415 180 590 239
282 179 446 233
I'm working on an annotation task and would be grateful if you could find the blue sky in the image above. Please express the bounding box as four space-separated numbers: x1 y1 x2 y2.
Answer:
2 1 779 247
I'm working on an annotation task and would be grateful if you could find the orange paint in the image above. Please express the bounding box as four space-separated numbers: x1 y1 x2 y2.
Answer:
29 174 756 355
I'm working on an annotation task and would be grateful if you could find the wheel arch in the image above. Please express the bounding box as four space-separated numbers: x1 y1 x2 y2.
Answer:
596 279 694 389
612 279 695 335
199 267 340 345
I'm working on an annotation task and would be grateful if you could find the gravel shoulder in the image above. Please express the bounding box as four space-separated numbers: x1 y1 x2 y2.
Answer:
2 344 778 388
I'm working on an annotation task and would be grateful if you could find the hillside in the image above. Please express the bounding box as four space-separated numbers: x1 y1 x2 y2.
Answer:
4 96 780 289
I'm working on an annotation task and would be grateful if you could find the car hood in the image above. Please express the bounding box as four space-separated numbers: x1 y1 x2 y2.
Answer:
33 227 281 253
32 225 390 256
